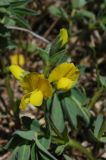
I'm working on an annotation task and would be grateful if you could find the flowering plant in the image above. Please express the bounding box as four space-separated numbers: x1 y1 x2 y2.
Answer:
2 28 106 160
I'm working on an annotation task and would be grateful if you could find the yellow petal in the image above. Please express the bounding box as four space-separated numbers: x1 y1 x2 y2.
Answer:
30 90 43 106
19 93 30 110
21 73 52 98
10 53 25 66
38 78 53 98
66 67 80 81
48 63 79 83
9 65 26 80
57 77 76 91
59 28 68 47
21 73 40 93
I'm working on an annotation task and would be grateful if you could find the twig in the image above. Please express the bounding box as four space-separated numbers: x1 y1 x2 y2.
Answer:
44 18 59 38
6 25 49 43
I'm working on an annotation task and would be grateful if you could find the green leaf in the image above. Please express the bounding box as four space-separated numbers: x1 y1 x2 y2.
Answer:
31 143 38 160
50 49 67 66
3 17 16 26
0 0 10 6
0 7 10 15
30 119 41 132
71 89 90 124
12 7 38 16
0 0 31 7
49 35 68 67
94 114 104 139
62 97 78 127
71 88 88 106
51 93 65 133
100 137 106 143
64 154 74 160
48 6 61 17
11 14 30 28
16 144 30 160
39 136 51 149
79 65 86 74
36 48 49 65
9 144 30 160
72 0 86 9
100 75 106 87
55 145 66 155
62 89 90 128
9 146 20 160
39 151 54 160
76 10 96 21
35 133 57 160
45 43 51 53
10 0 31 7
49 40 61 56
13 130 36 141
48 6 68 20
23 42 37 53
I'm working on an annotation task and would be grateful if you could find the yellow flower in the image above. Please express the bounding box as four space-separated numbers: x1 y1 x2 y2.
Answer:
20 73 53 109
9 65 27 81
9 65 53 109
59 28 68 47
48 62 80 91
10 53 25 66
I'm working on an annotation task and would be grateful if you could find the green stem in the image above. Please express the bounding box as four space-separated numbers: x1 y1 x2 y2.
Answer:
5 76 15 110
44 64 50 77
1 58 15 112
5 76 21 128
67 139 95 160
52 137 65 145
88 87 104 109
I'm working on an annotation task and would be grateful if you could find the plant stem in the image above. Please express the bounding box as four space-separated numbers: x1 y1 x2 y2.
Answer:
88 86 104 109
5 76 15 110
6 25 49 43
67 139 95 160
44 65 50 77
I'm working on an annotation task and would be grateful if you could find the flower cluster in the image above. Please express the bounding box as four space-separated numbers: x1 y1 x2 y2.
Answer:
9 62 80 110
9 28 79 110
